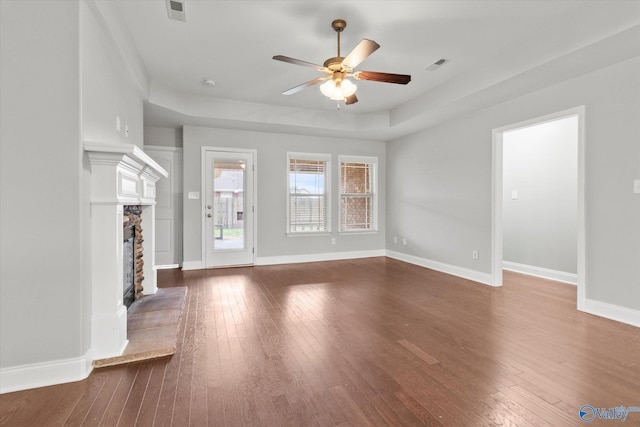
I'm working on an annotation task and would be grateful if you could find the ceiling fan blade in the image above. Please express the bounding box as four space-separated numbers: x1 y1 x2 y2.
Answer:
345 93 358 105
282 77 328 95
342 39 380 69
354 71 411 85
273 55 325 71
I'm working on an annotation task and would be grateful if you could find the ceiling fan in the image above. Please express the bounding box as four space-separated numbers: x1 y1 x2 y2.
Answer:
273 19 411 105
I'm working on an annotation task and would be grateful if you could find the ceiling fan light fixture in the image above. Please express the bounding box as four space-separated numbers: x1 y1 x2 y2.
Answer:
320 78 357 101
273 19 409 106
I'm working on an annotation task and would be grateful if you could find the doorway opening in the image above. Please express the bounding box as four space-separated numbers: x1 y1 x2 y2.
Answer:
492 107 586 309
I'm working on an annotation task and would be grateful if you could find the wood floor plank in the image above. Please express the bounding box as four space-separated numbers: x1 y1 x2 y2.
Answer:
116 362 153 426
81 368 126 426
2 258 640 426
98 364 142 426
394 389 445 427
0 381 82 427
134 362 167 426
398 339 440 365
62 371 108 426
170 282 198 426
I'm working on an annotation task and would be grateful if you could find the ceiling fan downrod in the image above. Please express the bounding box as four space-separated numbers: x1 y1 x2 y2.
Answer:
332 19 347 58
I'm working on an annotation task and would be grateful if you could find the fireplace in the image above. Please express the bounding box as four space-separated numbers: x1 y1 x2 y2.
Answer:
123 205 143 309
84 142 168 360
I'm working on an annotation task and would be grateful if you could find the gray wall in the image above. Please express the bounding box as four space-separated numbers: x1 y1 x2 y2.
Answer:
183 126 386 264
503 116 578 274
387 117 492 272
387 55 640 311
0 0 146 372
82 2 144 149
1 0 84 368
144 126 183 148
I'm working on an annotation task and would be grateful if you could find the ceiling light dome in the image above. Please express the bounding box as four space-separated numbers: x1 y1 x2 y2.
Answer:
320 78 357 101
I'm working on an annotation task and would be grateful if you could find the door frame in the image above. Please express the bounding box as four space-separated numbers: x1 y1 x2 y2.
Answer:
491 106 586 309
201 146 257 267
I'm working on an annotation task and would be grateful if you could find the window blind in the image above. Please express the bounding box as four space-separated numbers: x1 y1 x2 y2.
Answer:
288 156 330 233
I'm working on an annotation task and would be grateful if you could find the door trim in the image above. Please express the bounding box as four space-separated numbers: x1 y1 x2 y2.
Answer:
491 106 585 308
201 146 257 267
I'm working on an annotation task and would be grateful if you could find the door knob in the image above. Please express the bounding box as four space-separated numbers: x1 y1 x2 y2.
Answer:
207 213 212 218
207 205 212 209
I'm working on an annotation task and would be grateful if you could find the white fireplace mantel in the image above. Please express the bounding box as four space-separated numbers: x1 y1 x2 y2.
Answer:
84 141 168 205
84 141 168 360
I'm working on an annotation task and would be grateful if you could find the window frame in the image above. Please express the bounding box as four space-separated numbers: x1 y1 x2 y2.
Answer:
286 152 332 236
338 155 378 234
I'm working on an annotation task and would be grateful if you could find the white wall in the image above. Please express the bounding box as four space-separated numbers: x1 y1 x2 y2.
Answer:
503 116 578 275
182 126 386 266
387 56 640 315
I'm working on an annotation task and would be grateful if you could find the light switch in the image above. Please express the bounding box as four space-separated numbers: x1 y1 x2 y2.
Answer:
634 180 640 194
188 192 200 200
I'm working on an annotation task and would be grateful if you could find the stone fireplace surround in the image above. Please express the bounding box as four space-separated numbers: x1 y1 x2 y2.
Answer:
84 142 168 361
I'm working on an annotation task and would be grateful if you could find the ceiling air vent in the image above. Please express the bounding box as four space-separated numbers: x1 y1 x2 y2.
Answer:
425 58 449 71
166 0 186 22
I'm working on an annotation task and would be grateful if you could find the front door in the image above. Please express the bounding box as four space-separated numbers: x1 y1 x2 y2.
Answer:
204 150 255 267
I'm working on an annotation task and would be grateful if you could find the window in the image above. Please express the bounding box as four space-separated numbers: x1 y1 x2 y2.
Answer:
339 156 377 232
287 153 331 234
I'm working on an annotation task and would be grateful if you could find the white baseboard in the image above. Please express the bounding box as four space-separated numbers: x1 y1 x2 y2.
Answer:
581 298 640 328
256 249 386 266
181 260 203 271
385 250 497 287
503 261 578 285
0 350 93 394
155 264 180 270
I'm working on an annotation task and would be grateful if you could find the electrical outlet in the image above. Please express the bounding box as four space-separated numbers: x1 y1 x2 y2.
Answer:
472 250 479 260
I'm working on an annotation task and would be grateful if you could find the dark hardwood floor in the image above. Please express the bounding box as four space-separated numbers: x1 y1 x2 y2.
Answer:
2 257 639 426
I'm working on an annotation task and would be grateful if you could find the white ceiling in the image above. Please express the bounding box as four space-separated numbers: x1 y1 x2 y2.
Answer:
112 0 640 140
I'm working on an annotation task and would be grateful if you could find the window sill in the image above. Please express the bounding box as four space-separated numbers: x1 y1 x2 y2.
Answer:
338 230 379 236
286 232 332 237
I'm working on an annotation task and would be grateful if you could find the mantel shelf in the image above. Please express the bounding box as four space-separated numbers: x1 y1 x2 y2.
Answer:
84 141 168 179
